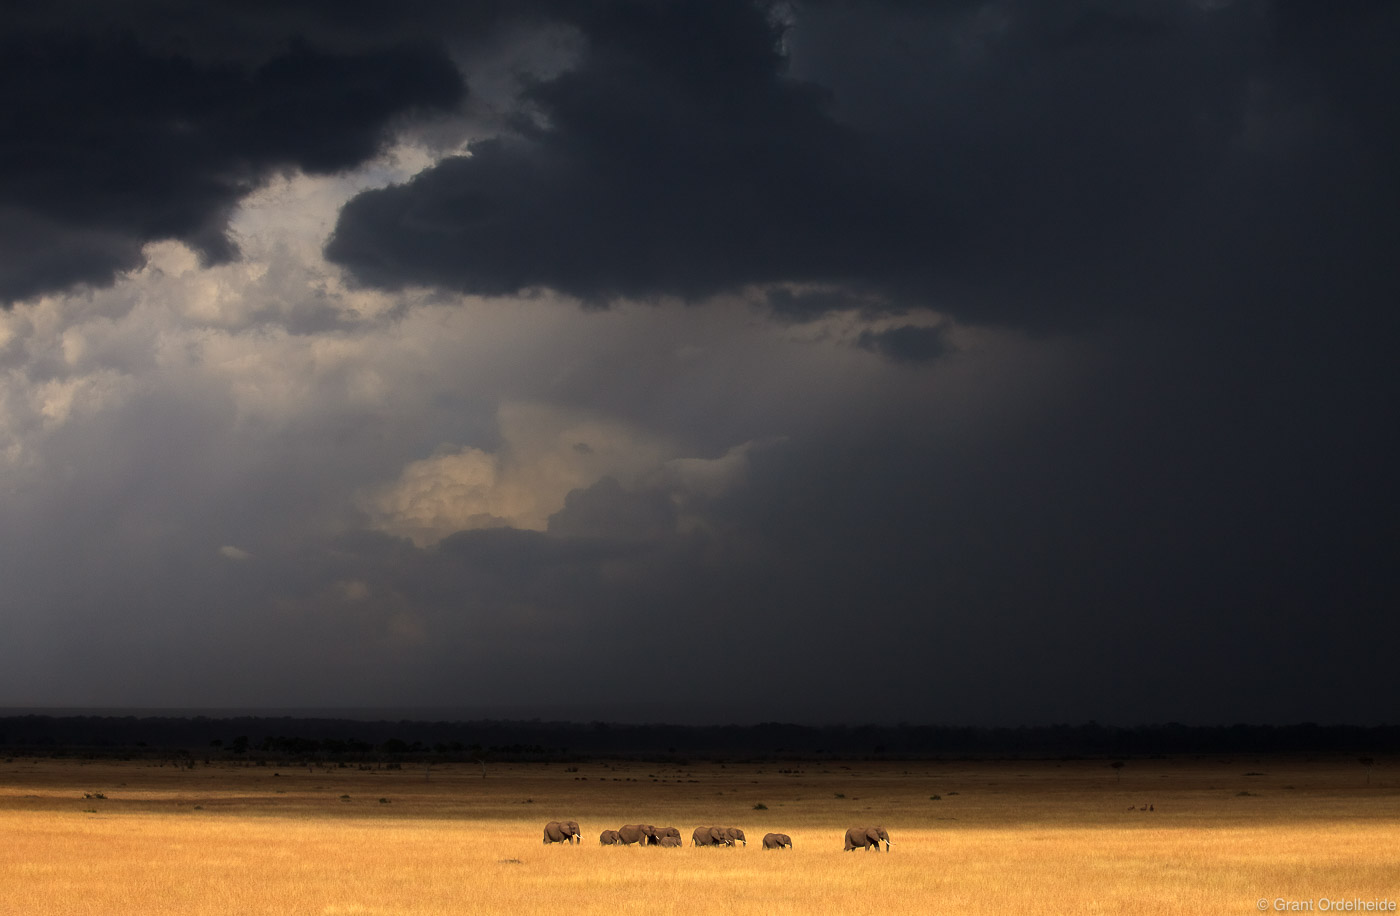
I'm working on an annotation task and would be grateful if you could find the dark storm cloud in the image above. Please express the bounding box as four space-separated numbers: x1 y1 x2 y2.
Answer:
5 0 1400 728
325 0 918 303
0 3 466 304
546 476 677 541
325 0 1399 330
856 323 954 363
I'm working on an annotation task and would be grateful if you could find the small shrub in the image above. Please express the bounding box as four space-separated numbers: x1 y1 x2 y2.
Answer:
753 803 768 810
379 798 390 804
340 794 351 801
834 793 845 799
1236 791 1256 797
930 795 941 800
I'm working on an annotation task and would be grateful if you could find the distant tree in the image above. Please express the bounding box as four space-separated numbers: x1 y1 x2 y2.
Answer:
1110 761 1125 782
1359 757 1375 786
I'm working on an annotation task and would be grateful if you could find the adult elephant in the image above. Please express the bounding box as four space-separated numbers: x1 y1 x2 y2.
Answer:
844 826 892 851
762 833 792 849
723 827 747 846
543 820 581 844
692 826 730 846
653 826 681 846
599 829 621 845
658 836 683 847
617 824 658 846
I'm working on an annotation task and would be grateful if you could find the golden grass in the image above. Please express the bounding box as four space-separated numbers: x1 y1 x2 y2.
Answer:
2 756 1397 914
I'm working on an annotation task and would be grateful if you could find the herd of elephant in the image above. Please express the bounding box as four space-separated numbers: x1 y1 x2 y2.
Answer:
542 821 892 851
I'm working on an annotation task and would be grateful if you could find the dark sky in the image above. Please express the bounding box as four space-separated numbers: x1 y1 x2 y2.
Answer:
2 0 1397 726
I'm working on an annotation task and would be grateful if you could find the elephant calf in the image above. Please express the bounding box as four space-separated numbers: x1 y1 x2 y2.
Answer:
543 820 581 844
843 826 892 851
599 829 621 845
658 835 683 847
762 833 792 849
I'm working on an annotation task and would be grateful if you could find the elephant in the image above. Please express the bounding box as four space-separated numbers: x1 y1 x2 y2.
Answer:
599 829 622 845
653 826 681 846
844 826 892 851
723 827 747 846
658 835 683 847
617 824 658 846
762 833 792 849
543 820 581 844
692 826 731 846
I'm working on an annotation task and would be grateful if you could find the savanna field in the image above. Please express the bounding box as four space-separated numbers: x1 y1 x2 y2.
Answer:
2 755 1397 915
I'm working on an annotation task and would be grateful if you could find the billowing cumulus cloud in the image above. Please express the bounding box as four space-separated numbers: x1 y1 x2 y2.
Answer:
363 403 767 544
362 402 669 542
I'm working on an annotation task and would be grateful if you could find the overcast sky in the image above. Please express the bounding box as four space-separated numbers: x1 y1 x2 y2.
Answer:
2 0 1397 726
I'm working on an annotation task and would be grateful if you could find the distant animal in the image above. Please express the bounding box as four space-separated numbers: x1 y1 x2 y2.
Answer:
762 833 792 849
543 820 581 844
653 826 681 846
1149 805 1154 812
658 835 683 847
692 826 731 846
723 827 747 846
599 829 621 845
617 824 658 846
844 826 891 851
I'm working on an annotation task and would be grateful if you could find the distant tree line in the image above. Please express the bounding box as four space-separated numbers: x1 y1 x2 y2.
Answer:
1 715 1396 761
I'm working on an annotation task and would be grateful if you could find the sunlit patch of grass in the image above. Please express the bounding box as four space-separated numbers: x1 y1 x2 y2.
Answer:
0 758 1397 914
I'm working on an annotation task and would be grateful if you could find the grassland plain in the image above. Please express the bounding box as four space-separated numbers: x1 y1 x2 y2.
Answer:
2 756 1397 915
